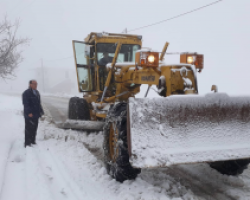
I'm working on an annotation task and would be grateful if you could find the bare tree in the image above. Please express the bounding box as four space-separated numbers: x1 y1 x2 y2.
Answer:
0 17 29 79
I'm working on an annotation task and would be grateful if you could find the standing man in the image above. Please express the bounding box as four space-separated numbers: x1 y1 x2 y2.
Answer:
22 80 44 147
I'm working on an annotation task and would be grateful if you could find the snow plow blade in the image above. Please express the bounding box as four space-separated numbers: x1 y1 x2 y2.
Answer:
127 93 250 168
57 119 105 131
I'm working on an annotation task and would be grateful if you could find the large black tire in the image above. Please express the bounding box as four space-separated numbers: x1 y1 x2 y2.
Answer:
103 102 141 182
68 97 90 120
210 159 250 176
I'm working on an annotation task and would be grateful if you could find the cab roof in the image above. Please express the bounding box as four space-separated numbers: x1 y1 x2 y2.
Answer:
84 32 142 44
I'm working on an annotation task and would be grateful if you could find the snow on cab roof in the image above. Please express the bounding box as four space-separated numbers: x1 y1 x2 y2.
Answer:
84 32 142 43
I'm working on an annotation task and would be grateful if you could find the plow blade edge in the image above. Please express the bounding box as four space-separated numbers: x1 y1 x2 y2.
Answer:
128 93 250 168
58 119 105 131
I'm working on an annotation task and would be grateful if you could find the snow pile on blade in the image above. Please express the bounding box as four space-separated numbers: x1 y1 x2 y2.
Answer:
128 93 250 168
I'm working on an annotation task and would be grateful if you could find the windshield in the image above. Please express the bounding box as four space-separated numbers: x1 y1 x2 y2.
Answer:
97 43 140 66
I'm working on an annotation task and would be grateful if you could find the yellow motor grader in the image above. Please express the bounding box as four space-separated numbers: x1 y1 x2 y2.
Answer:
66 32 250 182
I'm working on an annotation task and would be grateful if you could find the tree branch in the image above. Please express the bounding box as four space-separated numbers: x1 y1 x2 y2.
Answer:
0 17 30 79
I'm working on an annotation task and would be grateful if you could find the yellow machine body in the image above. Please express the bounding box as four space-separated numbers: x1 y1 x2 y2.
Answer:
72 32 198 121
68 32 250 171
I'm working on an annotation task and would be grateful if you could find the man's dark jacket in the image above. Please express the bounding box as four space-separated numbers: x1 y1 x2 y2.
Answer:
22 88 44 119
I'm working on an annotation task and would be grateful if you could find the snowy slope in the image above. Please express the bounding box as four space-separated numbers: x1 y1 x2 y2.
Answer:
0 93 250 200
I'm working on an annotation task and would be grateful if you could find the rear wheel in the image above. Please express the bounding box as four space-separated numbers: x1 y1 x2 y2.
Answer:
103 103 141 182
68 97 90 120
210 159 250 176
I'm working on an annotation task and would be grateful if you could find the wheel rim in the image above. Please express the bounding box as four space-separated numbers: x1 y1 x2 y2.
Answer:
109 123 119 162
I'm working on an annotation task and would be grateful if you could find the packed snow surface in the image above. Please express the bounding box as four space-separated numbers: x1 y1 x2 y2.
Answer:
128 93 250 168
1 92 250 200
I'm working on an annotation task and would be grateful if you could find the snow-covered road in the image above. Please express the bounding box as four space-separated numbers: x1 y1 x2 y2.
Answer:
42 96 69 123
1 93 250 200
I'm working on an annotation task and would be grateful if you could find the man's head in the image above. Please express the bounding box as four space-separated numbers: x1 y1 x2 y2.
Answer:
29 80 38 90
103 52 109 59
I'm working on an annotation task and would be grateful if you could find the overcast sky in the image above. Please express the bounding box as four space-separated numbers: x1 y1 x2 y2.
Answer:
0 0 250 96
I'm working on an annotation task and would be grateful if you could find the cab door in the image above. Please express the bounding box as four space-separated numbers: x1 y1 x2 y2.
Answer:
72 40 94 92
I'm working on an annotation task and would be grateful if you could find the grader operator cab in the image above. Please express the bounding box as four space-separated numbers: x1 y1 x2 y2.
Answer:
66 32 250 182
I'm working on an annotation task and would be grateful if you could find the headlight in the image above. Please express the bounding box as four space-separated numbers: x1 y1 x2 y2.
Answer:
135 51 159 67
147 55 155 63
187 56 195 64
180 53 204 72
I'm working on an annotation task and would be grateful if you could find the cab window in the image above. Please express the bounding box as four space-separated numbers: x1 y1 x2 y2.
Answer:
97 43 140 90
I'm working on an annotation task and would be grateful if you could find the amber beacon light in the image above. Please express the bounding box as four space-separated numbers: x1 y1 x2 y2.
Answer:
135 51 159 67
180 53 204 72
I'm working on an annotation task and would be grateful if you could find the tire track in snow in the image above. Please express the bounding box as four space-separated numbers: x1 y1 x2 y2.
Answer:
33 143 103 200
0 141 14 199
0 139 52 200
25 146 54 200
166 167 234 200
165 164 250 200
28 145 82 200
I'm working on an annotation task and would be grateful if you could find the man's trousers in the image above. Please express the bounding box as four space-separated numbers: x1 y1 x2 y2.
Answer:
25 118 38 146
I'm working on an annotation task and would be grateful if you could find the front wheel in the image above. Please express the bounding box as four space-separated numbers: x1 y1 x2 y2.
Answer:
103 103 141 182
210 159 250 176
68 97 90 120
